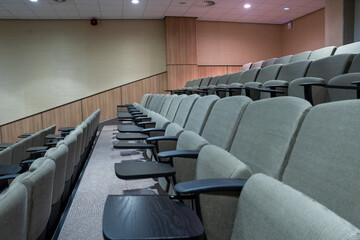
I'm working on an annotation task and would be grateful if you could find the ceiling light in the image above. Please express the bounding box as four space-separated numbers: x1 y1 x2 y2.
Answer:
132 0 139 4
284 7 290 10
244 4 251 9
30 0 38 2
53 0 67 2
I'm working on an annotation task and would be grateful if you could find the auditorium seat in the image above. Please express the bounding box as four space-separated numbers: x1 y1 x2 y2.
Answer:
308 46 336 60
262 58 277 67
231 173 360 240
289 50 311 62
205 74 230 95
252 60 311 99
312 54 360 102
241 62 252 71
10 157 55 240
288 54 354 104
44 144 69 235
274 55 292 64
0 147 12 165
225 68 261 96
250 60 264 68
334 41 360 54
0 182 27 240
215 72 242 97
242 64 283 100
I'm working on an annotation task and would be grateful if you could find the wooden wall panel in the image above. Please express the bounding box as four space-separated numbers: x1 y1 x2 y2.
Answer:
197 66 228 78
166 17 197 65
41 101 83 134
1 114 43 143
122 73 168 105
227 66 243 73
167 65 198 90
82 90 117 123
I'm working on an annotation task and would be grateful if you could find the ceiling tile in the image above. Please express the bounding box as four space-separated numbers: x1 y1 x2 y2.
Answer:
100 4 122 11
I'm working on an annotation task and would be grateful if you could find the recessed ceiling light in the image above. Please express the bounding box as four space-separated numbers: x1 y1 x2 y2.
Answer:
132 0 139 4
53 0 67 2
244 4 251 9
284 7 290 10
30 0 38 2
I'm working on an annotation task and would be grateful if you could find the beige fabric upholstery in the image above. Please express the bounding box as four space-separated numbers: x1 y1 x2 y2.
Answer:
201 96 252 151
229 97 311 179
232 174 360 240
308 46 336 60
0 182 28 240
45 144 69 205
0 147 12 165
196 145 252 240
11 158 55 240
335 41 360 55
282 100 360 229
172 130 209 185
289 51 311 62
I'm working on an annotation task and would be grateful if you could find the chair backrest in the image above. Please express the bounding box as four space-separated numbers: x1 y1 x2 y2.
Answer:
0 147 12 165
289 51 311 62
11 158 55 240
255 64 282 84
207 75 222 87
159 95 176 117
164 95 187 122
282 100 360 229
57 134 77 183
229 97 311 179
334 41 360 55
274 55 292 64
45 144 69 206
184 95 219 135
172 94 200 127
262 58 277 67
201 96 252 151
191 78 203 88
308 46 336 60
306 53 353 81
348 53 360 73
139 94 150 107
199 77 212 87
10 137 32 165
0 182 28 240
227 72 243 85
238 68 261 84
276 60 311 82
241 63 252 71
231 173 360 240
216 74 230 85
30 132 43 147
250 60 263 69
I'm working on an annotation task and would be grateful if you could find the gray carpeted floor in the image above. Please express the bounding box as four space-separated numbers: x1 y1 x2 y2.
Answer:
58 125 159 239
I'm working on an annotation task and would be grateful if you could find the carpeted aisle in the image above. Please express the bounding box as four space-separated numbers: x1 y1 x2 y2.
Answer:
58 125 158 239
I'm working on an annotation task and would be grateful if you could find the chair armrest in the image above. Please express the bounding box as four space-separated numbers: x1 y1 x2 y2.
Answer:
0 174 20 181
21 159 36 165
141 128 166 133
174 178 247 194
147 136 179 142
298 82 327 87
113 142 155 149
58 127 75 132
18 133 32 138
157 150 200 159
248 86 285 97
44 141 58 147
133 114 147 118
27 146 48 153
136 117 152 121
137 121 156 126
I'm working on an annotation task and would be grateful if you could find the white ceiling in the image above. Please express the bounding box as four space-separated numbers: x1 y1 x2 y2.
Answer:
0 0 325 24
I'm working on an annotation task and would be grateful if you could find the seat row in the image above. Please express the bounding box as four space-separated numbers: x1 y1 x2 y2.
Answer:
171 41 360 105
107 94 360 240
0 109 100 240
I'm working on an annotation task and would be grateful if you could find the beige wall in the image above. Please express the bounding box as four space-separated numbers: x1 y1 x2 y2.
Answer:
196 21 283 65
0 19 166 125
282 9 325 55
